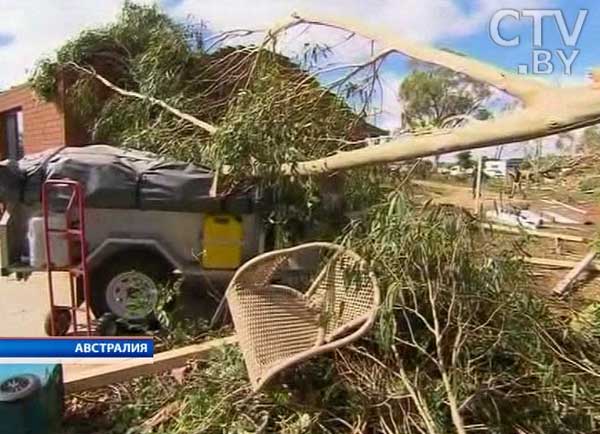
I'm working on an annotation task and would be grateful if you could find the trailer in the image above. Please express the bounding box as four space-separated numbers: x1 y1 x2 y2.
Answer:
0 145 265 323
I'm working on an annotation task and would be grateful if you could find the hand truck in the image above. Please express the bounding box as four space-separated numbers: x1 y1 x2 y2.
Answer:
41 180 93 336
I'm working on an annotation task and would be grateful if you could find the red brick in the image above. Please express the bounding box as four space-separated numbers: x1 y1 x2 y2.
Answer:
0 84 89 155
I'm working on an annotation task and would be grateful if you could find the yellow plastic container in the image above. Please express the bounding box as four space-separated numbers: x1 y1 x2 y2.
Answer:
202 214 244 269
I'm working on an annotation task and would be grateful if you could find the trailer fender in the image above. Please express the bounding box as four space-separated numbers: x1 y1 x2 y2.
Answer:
86 238 183 273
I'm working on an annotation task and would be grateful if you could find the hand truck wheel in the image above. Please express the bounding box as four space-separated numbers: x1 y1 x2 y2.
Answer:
44 307 72 336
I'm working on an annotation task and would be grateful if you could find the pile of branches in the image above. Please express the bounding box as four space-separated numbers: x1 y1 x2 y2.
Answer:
522 152 600 197
31 3 384 175
67 194 600 434
31 3 389 244
526 154 598 180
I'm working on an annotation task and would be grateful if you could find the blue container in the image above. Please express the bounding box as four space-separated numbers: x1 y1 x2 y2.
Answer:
0 364 63 434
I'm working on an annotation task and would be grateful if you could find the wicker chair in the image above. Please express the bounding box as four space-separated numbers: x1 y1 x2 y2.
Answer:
226 242 380 391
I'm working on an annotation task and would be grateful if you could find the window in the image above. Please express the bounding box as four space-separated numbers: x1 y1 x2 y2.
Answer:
3 109 24 160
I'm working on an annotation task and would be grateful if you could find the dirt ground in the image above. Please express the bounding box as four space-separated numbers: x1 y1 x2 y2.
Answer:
0 272 72 337
0 272 220 338
0 271 220 384
415 179 600 304
414 179 600 219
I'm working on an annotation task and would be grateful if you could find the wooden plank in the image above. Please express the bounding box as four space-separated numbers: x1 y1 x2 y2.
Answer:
541 199 587 215
64 336 237 393
543 223 586 233
539 210 584 225
481 223 588 243
552 251 597 296
522 256 600 271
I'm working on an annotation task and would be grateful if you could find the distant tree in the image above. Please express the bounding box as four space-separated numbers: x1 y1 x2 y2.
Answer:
399 68 491 167
555 132 576 155
582 126 600 154
456 151 475 169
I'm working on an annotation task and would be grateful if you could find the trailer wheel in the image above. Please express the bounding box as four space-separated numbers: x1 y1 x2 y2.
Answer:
90 253 172 321
0 374 41 402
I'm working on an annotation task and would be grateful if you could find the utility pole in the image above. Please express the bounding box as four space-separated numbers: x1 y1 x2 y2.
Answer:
475 156 484 216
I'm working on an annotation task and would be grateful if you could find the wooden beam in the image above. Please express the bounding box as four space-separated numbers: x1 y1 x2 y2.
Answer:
541 199 587 215
552 251 597 296
64 336 237 393
480 223 588 243
522 256 600 271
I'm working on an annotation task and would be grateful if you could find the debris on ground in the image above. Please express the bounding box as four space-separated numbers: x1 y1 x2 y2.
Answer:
485 208 542 229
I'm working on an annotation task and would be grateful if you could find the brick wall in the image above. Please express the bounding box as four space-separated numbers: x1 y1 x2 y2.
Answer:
0 84 87 158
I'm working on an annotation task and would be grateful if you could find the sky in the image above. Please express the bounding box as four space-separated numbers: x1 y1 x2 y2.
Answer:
1 0 599 158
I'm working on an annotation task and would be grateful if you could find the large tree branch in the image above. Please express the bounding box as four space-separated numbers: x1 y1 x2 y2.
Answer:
276 14 600 176
68 63 218 135
284 86 600 175
303 48 397 89
65 17 600 179
281 14 548 101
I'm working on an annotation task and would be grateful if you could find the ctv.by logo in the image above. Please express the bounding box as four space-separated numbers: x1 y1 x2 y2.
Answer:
490 9 589 75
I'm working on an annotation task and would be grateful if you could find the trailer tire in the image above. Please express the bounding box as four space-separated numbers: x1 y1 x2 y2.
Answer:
0 374 41 402
90 253 172 321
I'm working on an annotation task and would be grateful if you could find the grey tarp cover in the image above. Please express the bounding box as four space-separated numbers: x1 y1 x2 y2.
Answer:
0 145 248 212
